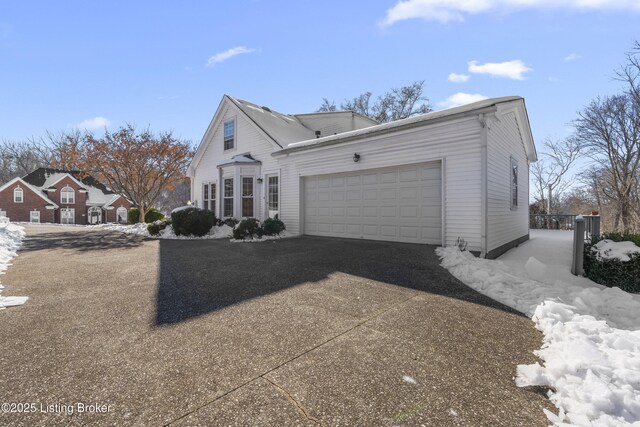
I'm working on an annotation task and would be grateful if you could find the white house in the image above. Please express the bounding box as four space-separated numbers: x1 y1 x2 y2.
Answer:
187 95 537 258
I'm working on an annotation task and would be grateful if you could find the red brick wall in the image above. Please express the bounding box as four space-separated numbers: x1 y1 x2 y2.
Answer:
0 181 53 223
104 196 132 223
50 176 88 225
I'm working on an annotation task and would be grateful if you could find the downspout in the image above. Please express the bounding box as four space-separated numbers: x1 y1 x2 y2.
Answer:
479 113 488 258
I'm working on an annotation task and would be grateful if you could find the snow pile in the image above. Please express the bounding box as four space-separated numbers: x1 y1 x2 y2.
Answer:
100 223 234 240
230 231 288 243
436 231 640 426
0 222 27 309
591 239 640 262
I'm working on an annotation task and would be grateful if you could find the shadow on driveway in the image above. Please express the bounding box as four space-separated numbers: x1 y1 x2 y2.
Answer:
156 236 521 325
19 229 146 253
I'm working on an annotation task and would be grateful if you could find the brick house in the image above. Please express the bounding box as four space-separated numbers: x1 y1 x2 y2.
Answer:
0 168 132 224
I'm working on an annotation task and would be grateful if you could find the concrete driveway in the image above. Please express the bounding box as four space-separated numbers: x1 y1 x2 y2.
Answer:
0 225 551 426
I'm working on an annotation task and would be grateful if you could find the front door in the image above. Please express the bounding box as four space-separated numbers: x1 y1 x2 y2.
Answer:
88 207 102 224
60 208 75 225
30 211 40 223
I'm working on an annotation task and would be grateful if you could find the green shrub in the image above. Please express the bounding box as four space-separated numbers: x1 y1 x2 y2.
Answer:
233 217 263 240
584 232 640 293
171 207 216 237
262 215 286 236
147 219 171 236
128 207 165 224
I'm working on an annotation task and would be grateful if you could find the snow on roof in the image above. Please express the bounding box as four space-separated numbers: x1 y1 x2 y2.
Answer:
274 96 527 155
228 96 317 146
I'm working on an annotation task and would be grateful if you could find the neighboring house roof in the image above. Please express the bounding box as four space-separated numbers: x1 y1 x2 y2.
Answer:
21 168 127 208
274 96 537 162
0 177 60 208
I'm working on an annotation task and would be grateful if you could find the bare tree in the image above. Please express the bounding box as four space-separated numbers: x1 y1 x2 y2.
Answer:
318 80 432 123
574 93 640 233
316 98 336 112
52 125 193 222
531 137 583 214
0 138 55 184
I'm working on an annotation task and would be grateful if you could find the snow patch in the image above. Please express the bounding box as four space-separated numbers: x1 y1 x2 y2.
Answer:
402 375 417 385
591 239 640 262
436 230 640 426
0 223 27 309
100 223 234 240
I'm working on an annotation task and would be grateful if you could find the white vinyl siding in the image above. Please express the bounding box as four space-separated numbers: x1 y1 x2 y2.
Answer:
486 111 529 253
277 116 483 251
190 100 281 220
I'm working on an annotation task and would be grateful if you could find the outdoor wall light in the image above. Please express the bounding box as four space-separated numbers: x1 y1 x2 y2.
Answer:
353 153 361 163
257 178 264 184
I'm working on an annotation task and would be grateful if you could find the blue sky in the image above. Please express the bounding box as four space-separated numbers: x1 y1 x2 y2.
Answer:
0 1 638 149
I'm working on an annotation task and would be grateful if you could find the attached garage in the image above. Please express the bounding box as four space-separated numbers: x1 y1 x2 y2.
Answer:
303 162 442 244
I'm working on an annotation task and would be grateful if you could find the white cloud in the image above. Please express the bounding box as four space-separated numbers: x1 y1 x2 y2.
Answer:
438 93 488 109
381 0 640 26
206 46 255 67
564 53 581 61
448 73 470 83
468 59 532 80
76 116 110 131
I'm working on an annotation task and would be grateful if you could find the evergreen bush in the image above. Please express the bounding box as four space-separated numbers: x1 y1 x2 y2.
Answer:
171 207 216 237
584 232 640 293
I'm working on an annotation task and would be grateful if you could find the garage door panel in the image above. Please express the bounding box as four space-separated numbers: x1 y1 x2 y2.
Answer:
304 162 442 244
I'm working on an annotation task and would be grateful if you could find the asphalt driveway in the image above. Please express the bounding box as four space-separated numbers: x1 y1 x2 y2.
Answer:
0 225 551 426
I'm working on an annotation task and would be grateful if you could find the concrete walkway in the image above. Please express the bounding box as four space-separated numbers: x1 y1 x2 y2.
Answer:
0 225 551 426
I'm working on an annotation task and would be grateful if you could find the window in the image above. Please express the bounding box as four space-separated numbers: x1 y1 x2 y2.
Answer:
242 177 253 217
223 178 233 217
210 183 216 216
116 207 126 223
13 187 23 203
223 119 235 150
268 176 279 213
61 208 75 224
203 183 209 209
30 210 40 223
116 207 127 224
61 186 75 204
510 157 518 209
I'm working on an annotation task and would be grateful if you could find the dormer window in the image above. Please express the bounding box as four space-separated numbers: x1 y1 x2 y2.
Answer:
13 187 23 203
61 186 75 204
224 119 235 150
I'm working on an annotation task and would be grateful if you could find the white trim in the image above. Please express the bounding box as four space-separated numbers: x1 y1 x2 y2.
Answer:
0 177 59 208
13 187 23 203
30 210 40 223
223 117 236 151
60 207 75 224
60 186 75 204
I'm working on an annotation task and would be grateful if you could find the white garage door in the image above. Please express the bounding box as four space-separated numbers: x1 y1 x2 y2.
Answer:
303 162 442 244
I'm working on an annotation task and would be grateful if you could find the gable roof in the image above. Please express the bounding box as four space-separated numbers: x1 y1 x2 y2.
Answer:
22 168 124 207
274 96 537 162
0 177 59 208
188 95 383 177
